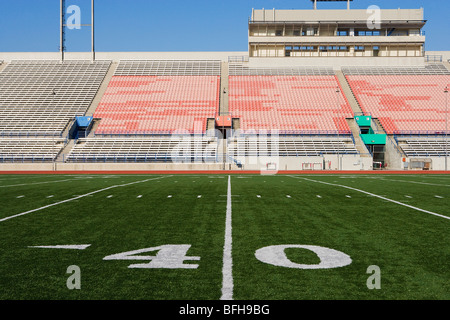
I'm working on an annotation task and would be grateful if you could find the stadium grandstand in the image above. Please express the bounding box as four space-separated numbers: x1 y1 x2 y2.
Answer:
0 0 449 172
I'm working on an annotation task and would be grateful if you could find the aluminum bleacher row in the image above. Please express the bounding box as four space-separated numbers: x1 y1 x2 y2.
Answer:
65 136 218 163
93 60 221 135
228 65 353 134
344 64 450 135
0 60 111 161
0 138 65 162
0 60 111 136
396 136 450 157
228 136 358 157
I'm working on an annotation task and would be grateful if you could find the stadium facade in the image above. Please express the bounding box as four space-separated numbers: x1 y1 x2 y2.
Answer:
0 1 449 172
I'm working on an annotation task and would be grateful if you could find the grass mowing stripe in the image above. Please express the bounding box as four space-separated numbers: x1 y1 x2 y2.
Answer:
0 175 169 223
290 176 450 221
221 175 233 300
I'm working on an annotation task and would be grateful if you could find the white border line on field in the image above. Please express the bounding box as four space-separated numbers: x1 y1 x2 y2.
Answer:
0 176 170 223
370 177 450 188
28 245 91 250
0 178 90 188
288 176 450 221
221 175 234 300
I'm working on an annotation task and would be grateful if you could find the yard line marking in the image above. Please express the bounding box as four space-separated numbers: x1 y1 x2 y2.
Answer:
16 195 25 199
0 176 170 223
290 176 450 221
221 175 233 300
28 245 91 250
435 195 443 199
373 177 450 188
346 195 352 198
46 195 54 198
0 178 82 188
107 195 113 198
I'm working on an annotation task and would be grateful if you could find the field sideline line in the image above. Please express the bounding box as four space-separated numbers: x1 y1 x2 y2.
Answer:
288 176 450 221
221 175 233 300
0 176 170 223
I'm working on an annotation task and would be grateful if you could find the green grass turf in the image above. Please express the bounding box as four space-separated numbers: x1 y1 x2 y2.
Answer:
0 174 448 300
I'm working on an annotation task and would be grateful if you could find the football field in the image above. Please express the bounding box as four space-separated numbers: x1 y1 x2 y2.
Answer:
0 173 449 301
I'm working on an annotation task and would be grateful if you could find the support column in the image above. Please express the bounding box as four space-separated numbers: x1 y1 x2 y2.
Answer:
60 0 65 62
91 0 95 62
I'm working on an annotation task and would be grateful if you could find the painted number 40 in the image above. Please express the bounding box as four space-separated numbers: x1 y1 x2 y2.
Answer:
103 244 352 270
103 245 200 269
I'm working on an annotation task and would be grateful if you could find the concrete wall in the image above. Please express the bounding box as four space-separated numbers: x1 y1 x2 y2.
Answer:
0 162 225 172
232 154 373 171
249 56 425 68
425 51 450 61
3 156 450 171
384 136 405 170
251 9 424 23
406 157 449 171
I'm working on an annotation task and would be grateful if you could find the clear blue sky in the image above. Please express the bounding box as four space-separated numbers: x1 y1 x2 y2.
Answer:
0 0 448 52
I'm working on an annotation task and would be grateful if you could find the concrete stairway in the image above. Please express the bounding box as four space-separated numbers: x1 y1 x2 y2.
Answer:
443 61 450 74
335 70 364 115
216 138 228 168
0 62 8 73
55 139 76 163
85 61 118 115
346 118 371 157
336 70 371 156
219 61 229 115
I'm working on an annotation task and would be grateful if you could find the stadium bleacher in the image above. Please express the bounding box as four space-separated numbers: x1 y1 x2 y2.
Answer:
228 66 353 134
344 65 450 134
66 136 218 163
0 138 65 162
228 135 358 157
1 58 447 167
94 60 221 134
396 136 450 157
0 60 111 136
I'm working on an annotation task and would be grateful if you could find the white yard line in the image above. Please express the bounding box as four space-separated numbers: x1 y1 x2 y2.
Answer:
221 175 234 300
372 177 450 187
0 178 83 188
289 176 450 221
28 245 91 250
0 176 170 223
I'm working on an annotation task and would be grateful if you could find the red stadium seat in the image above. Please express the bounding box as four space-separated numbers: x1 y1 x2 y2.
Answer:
94 75 220 134
228 75 353 133
346 75 450 134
